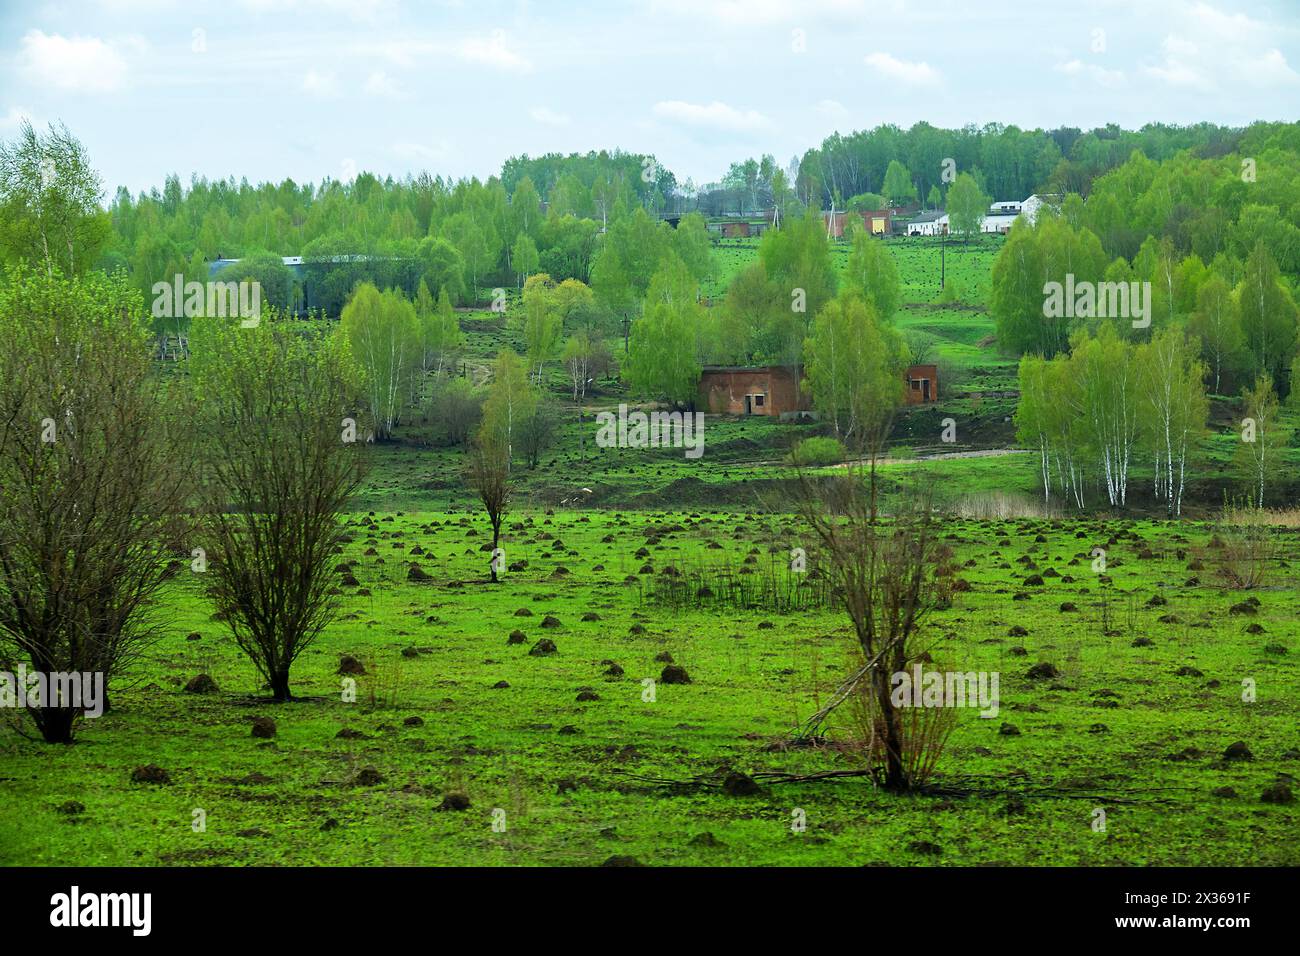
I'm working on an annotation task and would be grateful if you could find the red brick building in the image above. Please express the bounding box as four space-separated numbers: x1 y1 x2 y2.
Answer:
698 365 810 417
823 209 893 239
904 364 938 404
698 364 935 414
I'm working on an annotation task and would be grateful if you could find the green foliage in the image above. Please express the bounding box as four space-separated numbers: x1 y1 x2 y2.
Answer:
1237 241 1298 385
881 160 917 207
0 119 110 277
991 213 1106 356
802 294 907 445
789 436 845 466
843 228 901 322
512 232 539 286
946 172 989 242
521 273 563 381
215 252 295 312
480 349 536 456
416 235 468 305
340 282 420 439
624 256 704 405
590 206 674 316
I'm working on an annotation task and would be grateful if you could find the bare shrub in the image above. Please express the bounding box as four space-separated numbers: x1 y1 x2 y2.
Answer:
950 491 1061 520
790 464 953 791
191 313 366 702
0 268 191 742
842 651 958 790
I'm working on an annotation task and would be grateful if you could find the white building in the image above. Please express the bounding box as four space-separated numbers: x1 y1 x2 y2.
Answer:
981 212 1019 234
906 210 949 236
1019 194 1059 225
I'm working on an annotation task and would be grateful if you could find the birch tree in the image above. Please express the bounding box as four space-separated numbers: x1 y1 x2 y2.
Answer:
1188 274 1243 395
340 282 419 440
1138 328 1208 516
1234 374 1290 508
1072 323 1139 508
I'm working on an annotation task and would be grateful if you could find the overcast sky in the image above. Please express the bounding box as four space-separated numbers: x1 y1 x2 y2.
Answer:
2 0 1298 197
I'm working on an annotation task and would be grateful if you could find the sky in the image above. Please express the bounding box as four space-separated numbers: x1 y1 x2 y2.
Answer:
1 0 1298 197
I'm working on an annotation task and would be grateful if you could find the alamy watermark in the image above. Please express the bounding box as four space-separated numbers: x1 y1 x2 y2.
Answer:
595 403 705 459
0 665 105 717
1043 275 1150 329
151 274 261 327
890 665 1000 718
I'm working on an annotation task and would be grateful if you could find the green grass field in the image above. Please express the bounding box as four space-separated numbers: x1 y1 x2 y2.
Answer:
3 509 1295 866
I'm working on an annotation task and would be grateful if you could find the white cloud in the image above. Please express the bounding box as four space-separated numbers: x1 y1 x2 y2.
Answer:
863 51 940 87
1055 59 1125 89
364 71 402 97
238 0 391 21
456 32 531 72
1247 49 1300 88
1143 35 1216 91
651 0 870 26
652 99 770 132
393 140 451 163
1143 2 1298 93
361 38 435 68
0 106 35 132
815 98 849 120
301 69 339 95
16 30 133 93
529 107 571 127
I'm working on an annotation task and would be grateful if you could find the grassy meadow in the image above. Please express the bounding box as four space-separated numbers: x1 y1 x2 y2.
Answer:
2 507 1296 866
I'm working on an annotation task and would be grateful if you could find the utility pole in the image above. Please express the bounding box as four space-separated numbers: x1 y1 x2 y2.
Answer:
940 229 946 291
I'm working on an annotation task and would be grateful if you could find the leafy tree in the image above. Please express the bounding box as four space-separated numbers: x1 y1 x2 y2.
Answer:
0 267 189 742
756 207 838 370
419 284 462 377
1188 274 1243 394
803 294 906 444
416 235 468 305
340 282 420 439
881 159 917 207
509 175 543 241
624 257 703 405
846 191 886 211
843 228 901 322
1237 240 1298 384
590 205 673 318
721 264 782 364
1137 328 1209 516
215 252 295 312
553 277 600 331
189 310 366 702
946 172 989 243
1235 374 1290 508
1070 323 1141 507
521 273 562 383
539 214 600 282
672 212 715 285
0 120 110 276
441 211 497 296
512 231 539 288
480 349 536 460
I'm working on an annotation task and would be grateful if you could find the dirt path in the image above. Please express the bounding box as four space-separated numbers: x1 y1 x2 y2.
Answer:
850 447 1033 467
